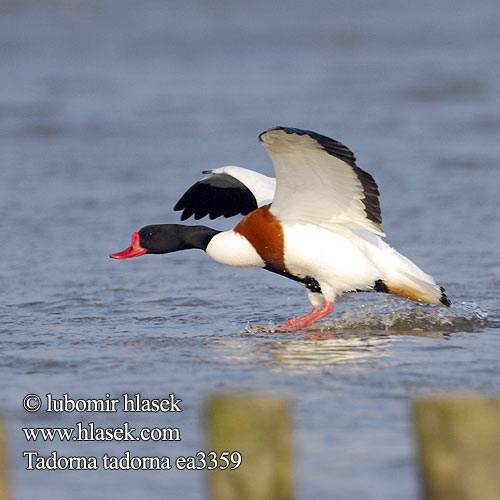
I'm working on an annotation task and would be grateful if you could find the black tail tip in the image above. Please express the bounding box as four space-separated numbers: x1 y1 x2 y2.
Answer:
439 286 451 307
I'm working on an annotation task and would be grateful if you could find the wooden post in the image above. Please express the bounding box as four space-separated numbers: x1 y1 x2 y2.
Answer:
414 397 500 500
206 395 292 500
0 416 8 500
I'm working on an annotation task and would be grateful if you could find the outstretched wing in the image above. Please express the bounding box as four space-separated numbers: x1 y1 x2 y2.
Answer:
174 166 276 221
259 127 384 236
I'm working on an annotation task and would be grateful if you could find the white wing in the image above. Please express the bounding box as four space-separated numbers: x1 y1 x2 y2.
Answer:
259 127 384 236
174 166 275 220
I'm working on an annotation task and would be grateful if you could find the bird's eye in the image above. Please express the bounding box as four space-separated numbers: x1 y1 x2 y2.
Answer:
148 232 153 238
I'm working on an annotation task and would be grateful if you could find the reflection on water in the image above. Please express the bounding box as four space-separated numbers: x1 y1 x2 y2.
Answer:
215 327 451 373
270 334 389 370
208 331 388 372
269 329 462 372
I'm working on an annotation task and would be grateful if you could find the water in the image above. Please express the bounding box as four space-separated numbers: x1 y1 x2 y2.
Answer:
1 0 499 498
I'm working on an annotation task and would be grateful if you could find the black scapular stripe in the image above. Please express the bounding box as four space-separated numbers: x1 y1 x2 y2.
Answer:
264 264 322 293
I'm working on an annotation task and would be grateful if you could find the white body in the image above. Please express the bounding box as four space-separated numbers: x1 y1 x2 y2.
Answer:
205 211 443 307
282 219 441 305
283 222 379 301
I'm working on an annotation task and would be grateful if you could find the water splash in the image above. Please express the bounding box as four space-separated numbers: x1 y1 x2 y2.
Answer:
318 300 488 333
246 299 489 335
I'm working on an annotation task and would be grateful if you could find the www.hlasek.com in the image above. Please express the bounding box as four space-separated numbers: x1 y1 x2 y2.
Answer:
22 393 242 471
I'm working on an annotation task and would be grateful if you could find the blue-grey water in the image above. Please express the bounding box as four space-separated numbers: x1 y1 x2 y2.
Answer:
1 1 499 499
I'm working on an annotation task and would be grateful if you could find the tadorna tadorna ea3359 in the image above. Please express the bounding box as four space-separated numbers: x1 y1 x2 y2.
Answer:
111 127 450 331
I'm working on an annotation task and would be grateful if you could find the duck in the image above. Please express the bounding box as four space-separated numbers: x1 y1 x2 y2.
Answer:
110 126 450 331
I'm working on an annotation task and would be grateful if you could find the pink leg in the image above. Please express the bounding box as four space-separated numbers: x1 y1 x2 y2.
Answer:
279 301 334 331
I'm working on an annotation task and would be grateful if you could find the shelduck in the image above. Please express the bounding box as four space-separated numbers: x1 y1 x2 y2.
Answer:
110 127 450 330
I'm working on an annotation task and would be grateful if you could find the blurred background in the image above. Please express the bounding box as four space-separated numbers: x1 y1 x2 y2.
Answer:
0 0 499 499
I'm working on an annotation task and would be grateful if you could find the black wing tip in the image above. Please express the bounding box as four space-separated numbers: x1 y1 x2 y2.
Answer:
173 175 258 221
173 199 191 220
439 287 451 307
